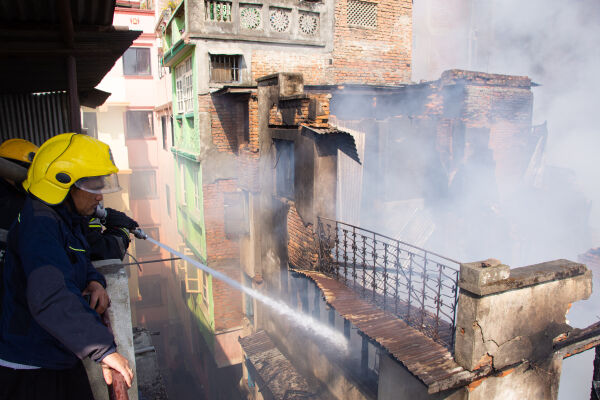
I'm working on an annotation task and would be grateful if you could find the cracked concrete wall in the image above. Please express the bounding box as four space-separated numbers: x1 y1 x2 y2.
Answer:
464 356 563 400
454 259 592 399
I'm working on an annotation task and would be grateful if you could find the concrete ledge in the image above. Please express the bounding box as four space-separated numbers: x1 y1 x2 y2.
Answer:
459 259 587 296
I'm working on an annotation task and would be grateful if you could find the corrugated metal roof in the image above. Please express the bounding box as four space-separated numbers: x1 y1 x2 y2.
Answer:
301 124 361 164
239 331 318 399
0 0 140 95
0 0 115 26
296 270 490 394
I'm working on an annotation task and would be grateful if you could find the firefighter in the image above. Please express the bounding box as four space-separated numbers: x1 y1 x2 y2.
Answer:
0 139 38 256
0 133 133 399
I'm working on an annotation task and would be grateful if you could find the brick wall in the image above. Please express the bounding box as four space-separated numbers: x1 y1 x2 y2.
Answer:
287 203 318 270
333 0 412 85
238 95 260 192
462 83 533 192
251 51 333 85
212 264 243 331
203 179 240 263
199 94 248 154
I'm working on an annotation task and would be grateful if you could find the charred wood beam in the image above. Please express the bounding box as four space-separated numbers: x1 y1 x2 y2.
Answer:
553 321 600 359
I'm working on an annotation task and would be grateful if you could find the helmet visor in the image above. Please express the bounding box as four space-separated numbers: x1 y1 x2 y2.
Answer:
74 174 121 194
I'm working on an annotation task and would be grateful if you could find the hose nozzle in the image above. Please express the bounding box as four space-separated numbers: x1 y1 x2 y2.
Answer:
131 228 148 240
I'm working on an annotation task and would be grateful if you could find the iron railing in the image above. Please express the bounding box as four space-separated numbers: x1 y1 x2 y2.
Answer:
316 217 460 349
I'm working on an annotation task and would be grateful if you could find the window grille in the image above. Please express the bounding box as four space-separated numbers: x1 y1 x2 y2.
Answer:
210 54 241 83
175 57 193 113
347 0 377 28
269 7 291 32
240 4 262 30
205 0 232 22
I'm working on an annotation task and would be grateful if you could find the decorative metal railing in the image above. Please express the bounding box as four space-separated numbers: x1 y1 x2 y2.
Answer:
316 217 460 349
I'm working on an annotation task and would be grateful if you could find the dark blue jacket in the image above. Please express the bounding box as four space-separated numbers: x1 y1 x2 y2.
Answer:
0 196 116 369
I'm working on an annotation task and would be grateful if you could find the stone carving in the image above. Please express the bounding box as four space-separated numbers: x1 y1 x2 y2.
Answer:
269 8 290 32
298 12 319 35
240 5 262 30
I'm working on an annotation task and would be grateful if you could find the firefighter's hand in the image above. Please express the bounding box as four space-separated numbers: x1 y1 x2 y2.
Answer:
83 280 110 314
101 352 133 388
105 208 139 231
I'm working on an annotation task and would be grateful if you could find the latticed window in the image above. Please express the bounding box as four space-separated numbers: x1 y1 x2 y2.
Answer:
210 54 241 83
175 57 193 113
185 261 200 293
205 0 232 22
347 0 377 28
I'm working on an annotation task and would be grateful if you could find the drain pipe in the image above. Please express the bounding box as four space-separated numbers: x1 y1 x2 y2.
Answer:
0 157 27 183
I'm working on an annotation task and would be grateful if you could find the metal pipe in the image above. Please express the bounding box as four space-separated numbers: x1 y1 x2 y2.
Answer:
0 157 27 182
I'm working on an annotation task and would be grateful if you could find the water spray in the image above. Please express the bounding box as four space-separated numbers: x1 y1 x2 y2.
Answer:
142 236 349 353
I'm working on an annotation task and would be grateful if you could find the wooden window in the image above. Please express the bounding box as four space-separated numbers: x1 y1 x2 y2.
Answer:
175 57 193 114
210 54 241 83
126 110 153 139
274 139 294 198
185 261 201 293
123 47 151 76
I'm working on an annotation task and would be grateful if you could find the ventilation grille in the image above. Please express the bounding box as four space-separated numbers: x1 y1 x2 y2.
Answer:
347 0 377 28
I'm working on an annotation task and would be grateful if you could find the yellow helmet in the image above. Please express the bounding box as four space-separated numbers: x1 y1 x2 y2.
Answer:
23 133 120 205
0 139 39 164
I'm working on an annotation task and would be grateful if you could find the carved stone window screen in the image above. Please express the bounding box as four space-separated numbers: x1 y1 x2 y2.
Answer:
240 4 263 30
347 0 377 28
298 11 319 36
269 7 291 33
205 0 232 22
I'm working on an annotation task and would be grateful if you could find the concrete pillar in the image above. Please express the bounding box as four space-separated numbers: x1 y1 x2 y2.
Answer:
454 259 592 399
84 259 139 400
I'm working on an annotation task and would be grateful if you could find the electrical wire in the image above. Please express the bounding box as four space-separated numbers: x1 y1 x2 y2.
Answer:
125 251 143 272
